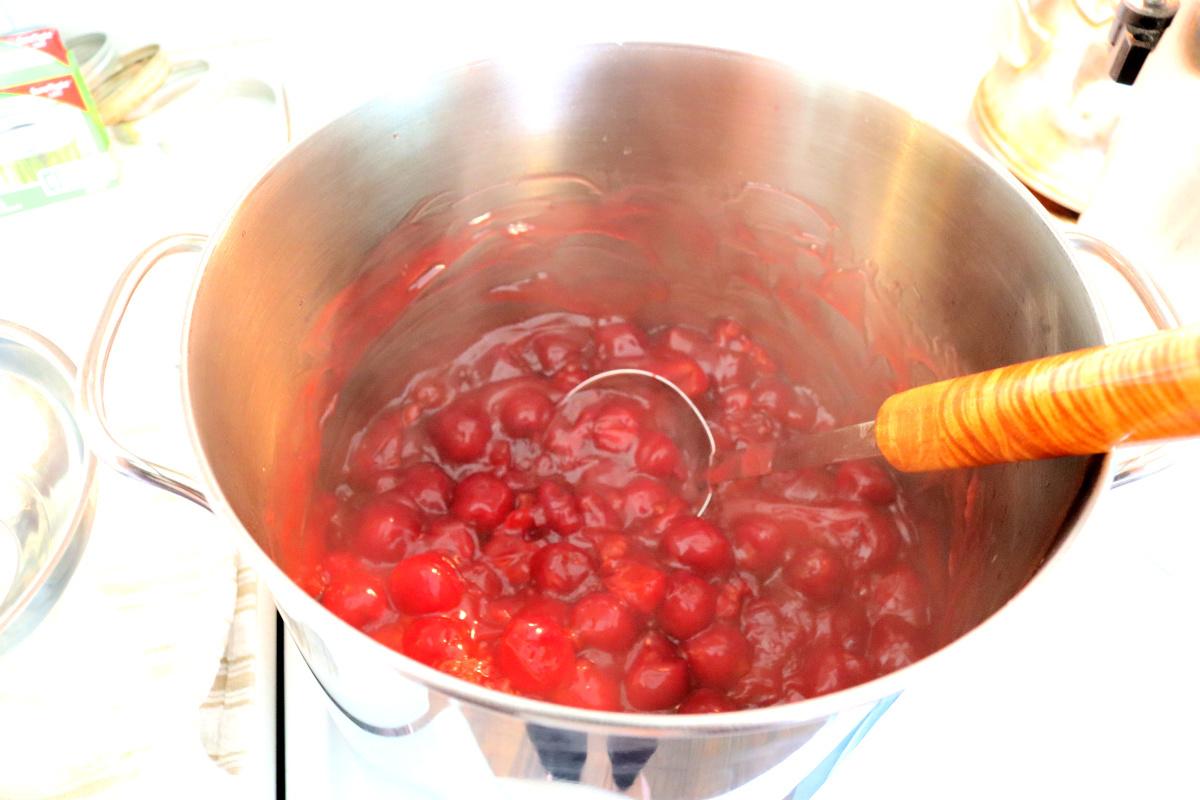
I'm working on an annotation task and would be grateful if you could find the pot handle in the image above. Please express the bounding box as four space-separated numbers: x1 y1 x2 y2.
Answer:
1062 231 1182 486
79 233 212 510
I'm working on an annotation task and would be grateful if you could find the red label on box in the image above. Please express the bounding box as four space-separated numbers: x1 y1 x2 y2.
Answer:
0 27 69 65
1 75 86 111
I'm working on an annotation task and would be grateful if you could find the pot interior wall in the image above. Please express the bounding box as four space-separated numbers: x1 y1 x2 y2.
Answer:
186 44 1103 649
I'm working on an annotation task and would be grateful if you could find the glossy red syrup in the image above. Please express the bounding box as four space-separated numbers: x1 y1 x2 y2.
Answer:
301 313 933 712
273 180 956 714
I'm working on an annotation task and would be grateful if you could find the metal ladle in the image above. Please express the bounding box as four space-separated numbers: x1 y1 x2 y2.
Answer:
559 325 1200 514
560 367 719 515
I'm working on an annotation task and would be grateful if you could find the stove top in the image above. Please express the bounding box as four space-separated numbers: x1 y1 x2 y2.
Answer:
280 434 1199 799
281 637 902 799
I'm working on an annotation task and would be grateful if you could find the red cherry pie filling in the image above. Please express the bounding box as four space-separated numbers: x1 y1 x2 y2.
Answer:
302 314 933 712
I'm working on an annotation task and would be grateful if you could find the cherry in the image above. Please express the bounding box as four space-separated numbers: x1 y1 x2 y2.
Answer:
812 603 870 655
487 440 512 468
551 361 590 393
481 532 535 587
720 386 753 418
346 407 408 489
770 588 819 651
412 378 447 409
868 563 929 627
321 563 388 628
578 488 621 529
867 615 928 674
451 473 514 532
478 595 525 638
683 624 752 690
428 400 492 463
711 318 748 349
517 596 572 627
591 530 630 568
662 517 733 576
499 505 536 536
395 462 455 514
459 561 503 597
387 552 465 615
624 646 689 711
634 431 681 478
834 460 897 505
500 386 553 438
658 570 717 640
621 476 672 525
496 615 576 695
848 573 874 603
352 493 422 562
740 599 801 670
531 330 591 374
423 517 478 561
309 309 938 713
626 630 677 667
553 658 621 711
746 341 778 374
709 350 752 388
530 542 594 596
602 560 667 615
750 378 793 421
825 504 900 573
732 516 786 577
591 399 643 453
794 645 870 698
678 688 736 714
595 321 647 361
570 592 639 652
784 544 846 602
402 616 472 667
729 664 784 708
653 353 709 398
317 551 366 587
640 496 690 542
536 480 583 535
715 574 754 620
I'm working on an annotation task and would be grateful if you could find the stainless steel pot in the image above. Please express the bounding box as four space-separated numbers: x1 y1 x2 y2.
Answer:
78 44 1176 798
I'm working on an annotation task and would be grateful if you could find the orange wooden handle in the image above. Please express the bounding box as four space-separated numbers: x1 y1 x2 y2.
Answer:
874 325 1200 471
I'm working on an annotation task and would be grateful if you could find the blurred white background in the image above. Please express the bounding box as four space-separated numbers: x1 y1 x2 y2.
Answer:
1 3 1196 799
1 0 1010 136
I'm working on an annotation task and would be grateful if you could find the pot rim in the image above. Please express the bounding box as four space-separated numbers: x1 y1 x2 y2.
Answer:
178 41 1116 736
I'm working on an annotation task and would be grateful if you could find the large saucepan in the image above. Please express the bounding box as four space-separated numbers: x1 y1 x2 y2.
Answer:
78 44 1174 798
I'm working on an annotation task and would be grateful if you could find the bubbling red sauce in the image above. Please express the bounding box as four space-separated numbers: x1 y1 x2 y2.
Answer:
280 179 953 713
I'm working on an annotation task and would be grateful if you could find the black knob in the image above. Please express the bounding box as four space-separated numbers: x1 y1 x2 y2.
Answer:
607 735 658 791
526 723 588 783
1108 0 1180 84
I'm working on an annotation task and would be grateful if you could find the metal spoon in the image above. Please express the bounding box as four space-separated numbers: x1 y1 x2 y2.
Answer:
558 367 718 515
558 325 1200 510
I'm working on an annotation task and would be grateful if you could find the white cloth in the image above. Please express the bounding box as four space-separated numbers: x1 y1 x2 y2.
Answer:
0 470 253 799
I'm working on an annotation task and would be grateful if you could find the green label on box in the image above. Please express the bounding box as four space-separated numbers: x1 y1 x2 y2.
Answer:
1 26 115 217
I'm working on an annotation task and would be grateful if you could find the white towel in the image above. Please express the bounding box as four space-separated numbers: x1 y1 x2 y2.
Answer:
199 556 262 777
0 470 260 799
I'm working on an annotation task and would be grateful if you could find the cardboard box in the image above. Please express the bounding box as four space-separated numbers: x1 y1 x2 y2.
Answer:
0 27 116 217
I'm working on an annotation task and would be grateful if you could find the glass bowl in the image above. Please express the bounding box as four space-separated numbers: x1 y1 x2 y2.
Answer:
0 321 96 651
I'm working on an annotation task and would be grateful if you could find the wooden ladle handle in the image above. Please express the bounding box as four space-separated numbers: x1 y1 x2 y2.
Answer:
874 325 1200 471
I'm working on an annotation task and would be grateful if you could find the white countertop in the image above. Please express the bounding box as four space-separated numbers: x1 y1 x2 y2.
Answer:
2 2 1197 797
